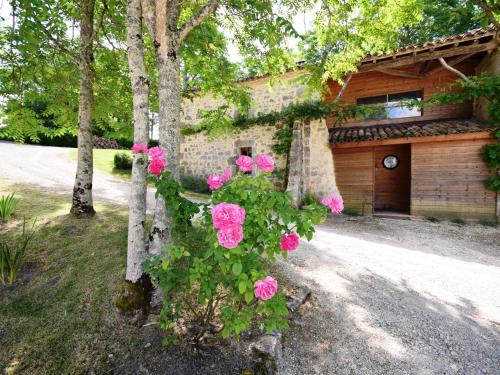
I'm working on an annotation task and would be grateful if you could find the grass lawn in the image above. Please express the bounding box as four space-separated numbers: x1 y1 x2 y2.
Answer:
68 148 132 180
0 182 139 374
0 182 244 374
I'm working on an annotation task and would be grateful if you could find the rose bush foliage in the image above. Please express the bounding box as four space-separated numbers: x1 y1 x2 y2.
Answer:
142 146 341 343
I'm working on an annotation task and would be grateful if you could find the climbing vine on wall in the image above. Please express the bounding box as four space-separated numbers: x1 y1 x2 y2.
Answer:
182 73 500 191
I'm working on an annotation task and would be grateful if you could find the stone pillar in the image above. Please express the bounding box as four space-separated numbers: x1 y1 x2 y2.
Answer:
286 119 339 207
286 121 303 208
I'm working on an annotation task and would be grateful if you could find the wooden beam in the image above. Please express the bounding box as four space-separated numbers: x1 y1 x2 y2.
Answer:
425 54 474 76
376 68 425 79
358 41 497 72
332 131 494 148
419 60 431 74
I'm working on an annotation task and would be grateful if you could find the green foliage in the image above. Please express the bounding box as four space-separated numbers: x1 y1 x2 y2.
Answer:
0 192 18 222
113 152 133 170
301 190 319 207
144 171 328 342
397 0 488 45
450 217 466 225
479 217 497 227
180 175 210 194
0 219 37 286
424 215 440 223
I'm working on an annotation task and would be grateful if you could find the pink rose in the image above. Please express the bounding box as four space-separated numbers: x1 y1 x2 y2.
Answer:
254 276 278 300
207 174 224 191
148 146 165 160
280 233 299 252
235 155 253 172
321 193 344 214
211 202 245 229
221 168 232 183
131 143 148 154
216 225 243 249
255 154 275 172
149 157 166 176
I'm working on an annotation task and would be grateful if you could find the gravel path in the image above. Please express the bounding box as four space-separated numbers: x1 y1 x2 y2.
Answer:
0 141 158 210
277 215 500 375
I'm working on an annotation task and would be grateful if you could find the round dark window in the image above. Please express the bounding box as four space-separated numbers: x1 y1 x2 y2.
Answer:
383 155 399 169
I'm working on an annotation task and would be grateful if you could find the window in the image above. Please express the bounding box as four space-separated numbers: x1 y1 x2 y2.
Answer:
240 146 252 157
239 147 253 174
357 91 422 120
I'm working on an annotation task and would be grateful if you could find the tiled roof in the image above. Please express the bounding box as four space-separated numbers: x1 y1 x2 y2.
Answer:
329 119 494 144
362 26 497 62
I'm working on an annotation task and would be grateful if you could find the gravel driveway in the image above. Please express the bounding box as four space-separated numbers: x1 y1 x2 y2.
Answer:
0 141 157 210
277 215 500 375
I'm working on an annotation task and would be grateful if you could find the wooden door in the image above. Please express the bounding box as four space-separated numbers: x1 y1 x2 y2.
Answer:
374 144 411 213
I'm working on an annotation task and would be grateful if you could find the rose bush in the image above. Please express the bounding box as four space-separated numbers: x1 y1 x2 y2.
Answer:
141 149 341 343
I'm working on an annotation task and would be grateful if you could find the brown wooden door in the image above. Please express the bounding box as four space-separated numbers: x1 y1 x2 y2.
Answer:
374 144 411 213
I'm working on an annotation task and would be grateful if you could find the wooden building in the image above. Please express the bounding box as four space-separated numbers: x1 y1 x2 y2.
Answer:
326 28 498 220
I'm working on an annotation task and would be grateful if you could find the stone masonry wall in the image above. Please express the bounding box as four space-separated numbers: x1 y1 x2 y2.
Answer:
179 70 338 200
180 125 286 179
180 71 306 178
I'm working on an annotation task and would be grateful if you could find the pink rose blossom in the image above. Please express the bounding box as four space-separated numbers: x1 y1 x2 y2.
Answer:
216 225 243 249
321 193 344 214
211 202 245 229
148 146 165 160
280 233 299 252
235 155 254 172
207 174 224 191
254 276 278 300
221 168 232 183
131 143 148 154
149 157 166 176
255 154 275 172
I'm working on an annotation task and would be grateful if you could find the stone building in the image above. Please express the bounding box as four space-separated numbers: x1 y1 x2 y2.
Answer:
180 28 499 221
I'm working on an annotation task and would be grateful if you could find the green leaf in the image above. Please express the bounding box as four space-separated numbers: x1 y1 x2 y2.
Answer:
245 291 253 304
239 280 247 294
232 262 242 276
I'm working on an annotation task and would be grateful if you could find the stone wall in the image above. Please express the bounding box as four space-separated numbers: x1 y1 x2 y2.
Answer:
179 125 286 179
181 71 309 126
287 119 338 206
179 70 338 200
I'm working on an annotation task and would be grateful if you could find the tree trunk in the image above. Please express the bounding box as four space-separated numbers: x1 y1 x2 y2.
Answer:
70 0 96 218
126 0 150 282
148 5 181 256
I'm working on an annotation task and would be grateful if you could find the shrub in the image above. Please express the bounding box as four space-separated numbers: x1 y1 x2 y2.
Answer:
143 153 333 343
424 215 440 223
180 175 210 194
0 219 36 285
479 217 497 227
301 190 319 207
148 139 160 148
113 152 133 170
450 217 466 225
0 192 18 222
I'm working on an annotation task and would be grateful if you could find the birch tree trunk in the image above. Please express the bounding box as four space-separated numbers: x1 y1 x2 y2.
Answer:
125 0 150 282
70 0 96 218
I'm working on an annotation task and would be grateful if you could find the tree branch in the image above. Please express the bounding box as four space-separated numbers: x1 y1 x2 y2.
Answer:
178 0 218 42
141 0 157 40
438 57 471 83
334 74 352 102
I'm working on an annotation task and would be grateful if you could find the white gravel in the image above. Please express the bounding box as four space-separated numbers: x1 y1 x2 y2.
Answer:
277 215 500 375
0 141 158 210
